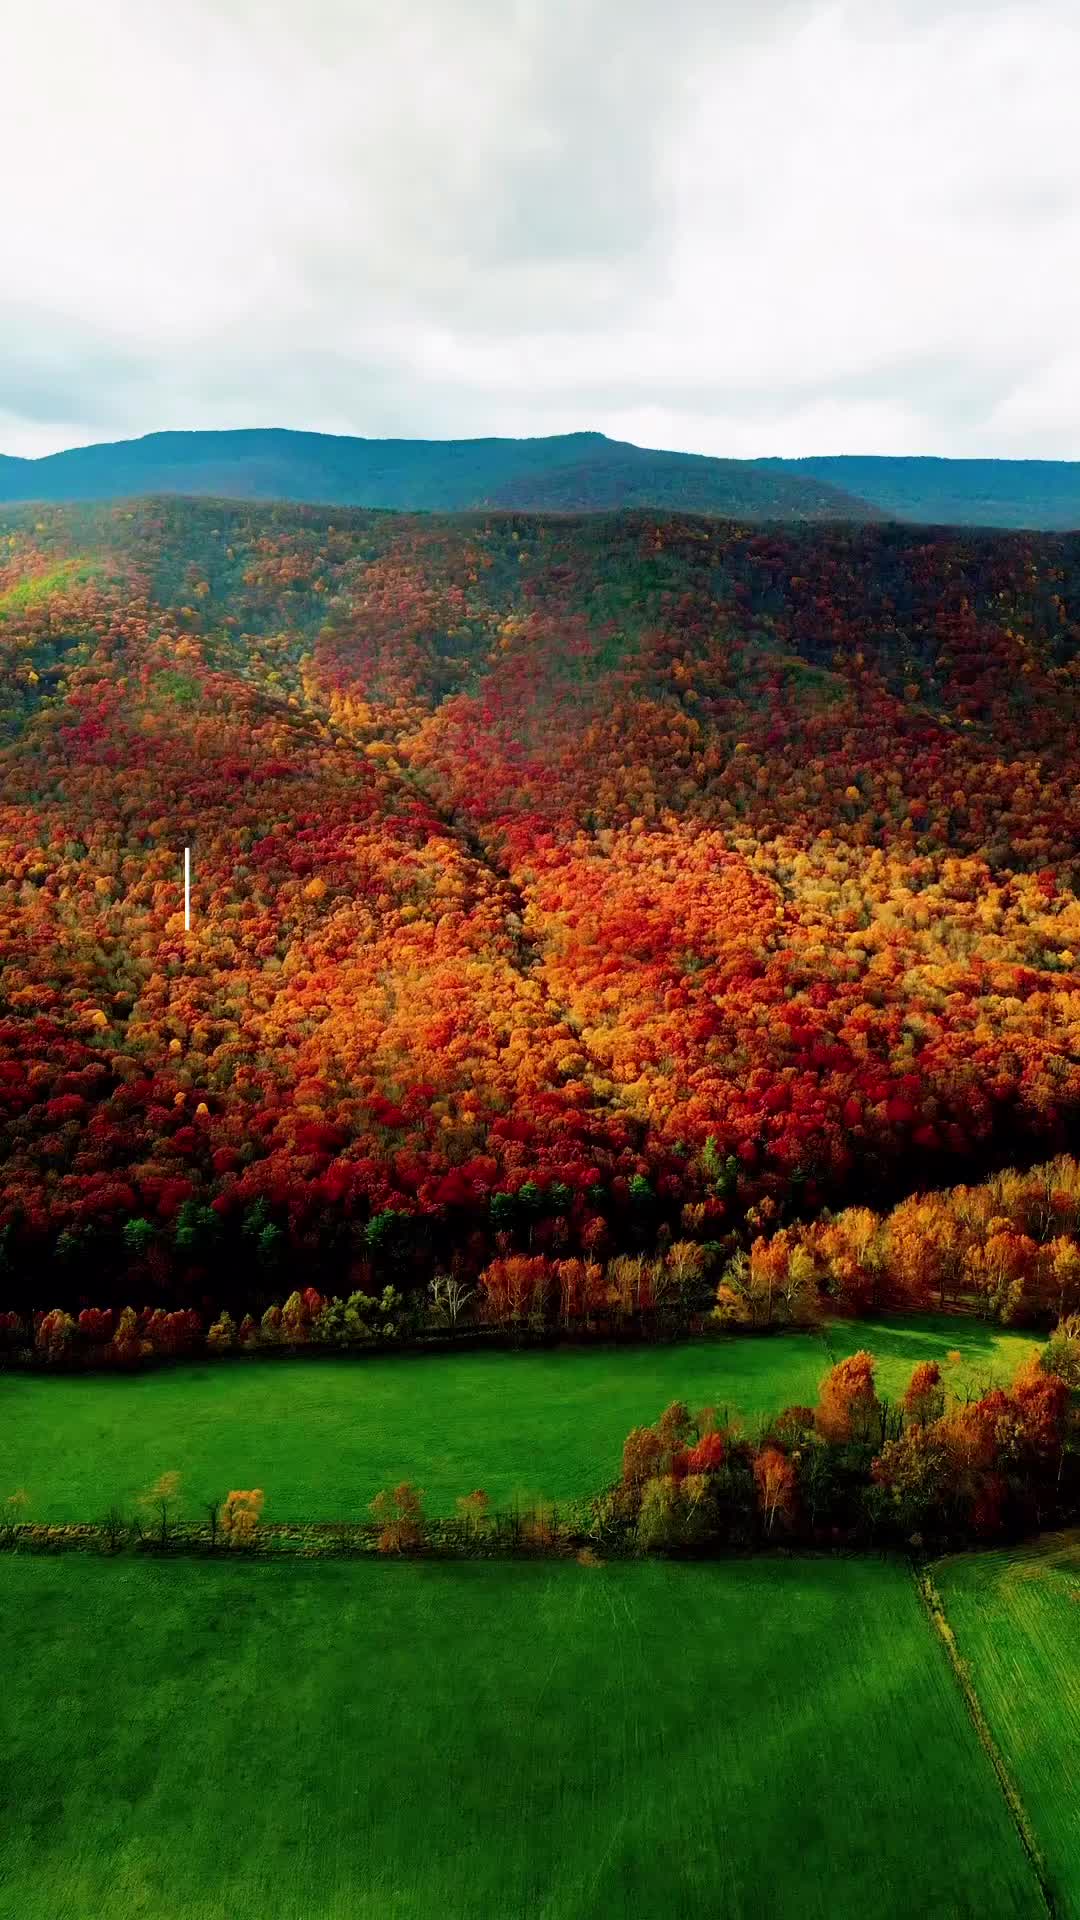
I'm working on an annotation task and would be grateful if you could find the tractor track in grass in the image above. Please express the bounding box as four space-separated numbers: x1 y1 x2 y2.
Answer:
912 1560 1058 1917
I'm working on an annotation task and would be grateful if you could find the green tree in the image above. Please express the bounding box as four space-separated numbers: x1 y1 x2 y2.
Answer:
123 1217 156 1258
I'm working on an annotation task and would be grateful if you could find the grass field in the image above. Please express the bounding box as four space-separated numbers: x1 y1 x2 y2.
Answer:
2 1315 1037 1524
935 1531 1080 1918
0 1553 1043 1920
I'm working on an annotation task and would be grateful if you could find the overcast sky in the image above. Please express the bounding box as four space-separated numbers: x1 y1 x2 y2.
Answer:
4 0 1079 461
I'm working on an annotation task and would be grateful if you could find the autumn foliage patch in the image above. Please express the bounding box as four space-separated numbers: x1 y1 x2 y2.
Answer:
602 1320 1080 1554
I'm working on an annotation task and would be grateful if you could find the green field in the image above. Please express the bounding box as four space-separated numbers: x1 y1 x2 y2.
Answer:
0 1553 1043 1920
936 1532 1080 1918
2 1316 1037 1524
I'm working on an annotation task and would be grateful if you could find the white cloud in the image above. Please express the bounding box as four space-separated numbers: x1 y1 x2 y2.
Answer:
3 0 1079 458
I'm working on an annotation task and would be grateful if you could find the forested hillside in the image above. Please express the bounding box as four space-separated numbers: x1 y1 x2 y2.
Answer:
3 497 1080 1323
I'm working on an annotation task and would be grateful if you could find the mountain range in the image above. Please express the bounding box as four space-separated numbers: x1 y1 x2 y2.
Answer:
2 428 1078 528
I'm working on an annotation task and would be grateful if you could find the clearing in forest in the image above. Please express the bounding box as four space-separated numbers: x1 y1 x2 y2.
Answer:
2 1315 1038 1524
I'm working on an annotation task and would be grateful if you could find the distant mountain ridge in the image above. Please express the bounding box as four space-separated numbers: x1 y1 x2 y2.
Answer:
1 429 1078 528
0 429 878 522
760 454 1080 532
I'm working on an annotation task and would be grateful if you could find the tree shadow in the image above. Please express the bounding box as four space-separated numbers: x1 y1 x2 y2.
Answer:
839 1314 1024 1367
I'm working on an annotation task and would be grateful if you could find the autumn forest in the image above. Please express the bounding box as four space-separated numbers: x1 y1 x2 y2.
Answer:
2 497 1080 1341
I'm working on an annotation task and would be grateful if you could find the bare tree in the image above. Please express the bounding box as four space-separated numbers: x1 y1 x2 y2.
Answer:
103 1505 127 1553
140 1471 182 1547
428 1273 475 1329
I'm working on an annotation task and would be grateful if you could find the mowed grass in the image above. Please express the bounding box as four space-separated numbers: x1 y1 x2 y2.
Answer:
0 1554 1041 1920
2 1315 1037 1524
936 1532 1080 1918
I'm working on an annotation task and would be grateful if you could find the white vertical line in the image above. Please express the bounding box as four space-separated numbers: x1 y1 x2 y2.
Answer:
184 846 191 932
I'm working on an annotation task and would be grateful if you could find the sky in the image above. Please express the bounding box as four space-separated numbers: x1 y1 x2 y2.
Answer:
4 0 1080 462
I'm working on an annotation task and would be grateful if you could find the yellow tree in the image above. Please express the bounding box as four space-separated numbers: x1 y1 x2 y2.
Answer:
140 1470 182 1546
220 1488 265 1547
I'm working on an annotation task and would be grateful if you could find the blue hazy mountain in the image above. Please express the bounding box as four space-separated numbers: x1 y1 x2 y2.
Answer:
0 429 877 520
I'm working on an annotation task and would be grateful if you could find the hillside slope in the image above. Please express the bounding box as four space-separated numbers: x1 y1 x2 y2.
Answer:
3 496 1080 1315
762 455 1080 531
0 428 879 521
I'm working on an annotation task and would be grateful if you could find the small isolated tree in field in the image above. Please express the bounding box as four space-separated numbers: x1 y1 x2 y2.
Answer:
455 1488 490 1538
220 1488 264 1547
3 1488 29 1545
140 1470 182 1546
370 1481 426 1554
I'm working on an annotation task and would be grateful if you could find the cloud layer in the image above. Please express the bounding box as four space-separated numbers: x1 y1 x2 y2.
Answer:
5 0 1080 458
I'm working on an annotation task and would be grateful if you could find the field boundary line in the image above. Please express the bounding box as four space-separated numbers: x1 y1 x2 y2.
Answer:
911 1561 1057 1918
